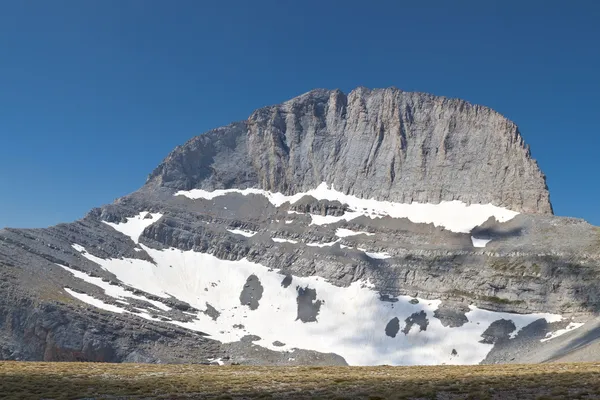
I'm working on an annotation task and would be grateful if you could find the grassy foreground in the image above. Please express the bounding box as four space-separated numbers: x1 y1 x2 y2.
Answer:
2 361 600 400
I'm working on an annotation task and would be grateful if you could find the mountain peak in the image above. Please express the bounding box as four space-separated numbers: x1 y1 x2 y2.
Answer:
147 87 551 214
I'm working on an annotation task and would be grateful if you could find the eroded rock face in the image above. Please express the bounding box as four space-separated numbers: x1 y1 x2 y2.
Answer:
147 87 552 214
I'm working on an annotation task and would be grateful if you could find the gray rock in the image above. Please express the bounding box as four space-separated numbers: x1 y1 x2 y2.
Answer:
296 286 322 323
433 303 469 328
402 311 429 335
480 319 517 345
385 317 400 338
147 87 552 214
239 275 264 311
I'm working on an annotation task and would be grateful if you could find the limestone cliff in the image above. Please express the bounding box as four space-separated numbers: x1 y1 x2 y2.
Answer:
147 87 552 214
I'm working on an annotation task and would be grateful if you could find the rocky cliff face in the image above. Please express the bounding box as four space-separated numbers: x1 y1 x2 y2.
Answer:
148 87 552 214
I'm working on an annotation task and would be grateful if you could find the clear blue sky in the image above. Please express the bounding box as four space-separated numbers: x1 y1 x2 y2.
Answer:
1 1 599 228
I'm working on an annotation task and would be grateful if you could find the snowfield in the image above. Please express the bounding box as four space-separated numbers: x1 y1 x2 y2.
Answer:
61 206 580 366
175 182 519 233
66 211 572 366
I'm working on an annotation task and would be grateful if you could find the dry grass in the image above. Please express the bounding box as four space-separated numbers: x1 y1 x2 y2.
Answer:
2 361 600 399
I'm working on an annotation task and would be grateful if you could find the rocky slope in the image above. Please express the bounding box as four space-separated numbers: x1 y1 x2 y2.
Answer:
0 87 597 366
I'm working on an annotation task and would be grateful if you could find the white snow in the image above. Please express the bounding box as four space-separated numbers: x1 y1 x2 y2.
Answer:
175 182 519 233
285 220 294 224
306 240 341 247
336 228 375 238
64 288 125 314
272 238 298 244
68 243 563 366
103 212 163 243
358 248 391 259
541 322 585 342
471 237 492 248
208 357 225 365
63 289 169 325
72 244 171 299
227 229 257 237
58 263 171 311
72 244 86 253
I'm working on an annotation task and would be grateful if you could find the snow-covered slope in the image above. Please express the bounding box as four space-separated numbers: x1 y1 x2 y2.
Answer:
176 183 519 234
66 241 566 366
58 208 584 366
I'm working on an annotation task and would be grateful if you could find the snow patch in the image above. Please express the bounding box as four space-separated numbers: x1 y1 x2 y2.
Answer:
176 183 518 233
227 229 257 237
64 288 125 314
58 263 171 311
471 237 492 248
103 212 163 243
336 228 375 238
272 238 298 244
541 322 585 342
358 248 391 259
69 244 562 366
306 240 341 247
64 288 170 326
72 244 86 253
72 244 171 299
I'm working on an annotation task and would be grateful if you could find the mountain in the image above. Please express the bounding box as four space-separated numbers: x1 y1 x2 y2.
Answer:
1 87 599 366
147 87 552 214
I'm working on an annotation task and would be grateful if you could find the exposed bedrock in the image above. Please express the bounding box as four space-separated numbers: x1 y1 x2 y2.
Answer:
147 87 552 214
